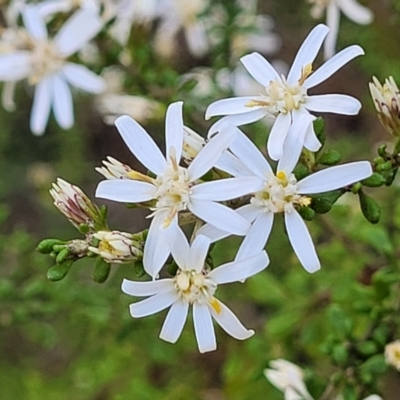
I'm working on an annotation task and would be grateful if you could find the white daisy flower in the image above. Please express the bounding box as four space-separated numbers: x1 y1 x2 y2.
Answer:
0 6 106 135
95 101 263 278
308 0 373 59
197 115 372 272
206 24 364 161
121 231 269 353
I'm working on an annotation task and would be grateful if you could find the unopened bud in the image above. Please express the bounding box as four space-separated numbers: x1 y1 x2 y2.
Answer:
182 126 206 163
359 191 380 224
297 206 315 221
362 173 386 187
88 231 143 263
318 149 342 166
313 117 325 147
47 260 73 281
369 76 400 136
93 257 111 283
37 238 65 254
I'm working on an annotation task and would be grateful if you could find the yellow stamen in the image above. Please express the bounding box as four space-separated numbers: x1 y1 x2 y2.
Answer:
276 171 286 180
209 297 221 314
299 196 312 207
298 63 313 86
127 170 154 183
245 99 270 108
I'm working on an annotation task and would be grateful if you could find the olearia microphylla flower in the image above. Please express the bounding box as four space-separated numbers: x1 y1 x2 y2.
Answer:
50 178 105 231
88 231 143 263
264 359 314 400
0 6 106 135
384 340 400 370
308 0 373 59
197 115 372 272
95 101 264 278
121 230 269 353
369 76 400 137
206 24 364 161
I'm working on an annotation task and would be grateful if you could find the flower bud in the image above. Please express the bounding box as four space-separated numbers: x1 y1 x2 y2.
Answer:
92 257 111 283
318 149 342 166
47 260 73 281
359 191 380 224
96 157 135 180
182 126 206 163
50 178 103 231
369 76 400 136
88 231 143 263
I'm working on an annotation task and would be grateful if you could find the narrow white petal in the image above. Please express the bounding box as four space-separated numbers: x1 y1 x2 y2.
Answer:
267 112 292 161
129 290 178 317
121 278 174 296
62 63 106 93
115 115 167 175
209 251 269 284
164 223 190 270
240 52 280 86
303 123 322 152
277 112 314 173
30 77 52 136
189 199 250 236
191 177 263 201
0 53 31 81
305 45 364 89
209 301 254 340
324 2 340 59
185 21 208 57
193 303 216 353
22 6 47 40
338 0 373 24
306 94 361 115
287 24 330 85
229 129 272 178
297 161 372 194
195 204 262 243
285 210 320 273
160 300 189 343
55 10 103 57
206 97 259 119
52 74 74 130
165 101 184 162
214 151 253 177
189 235 210 273
2 81 16 112
95 180 155 202
188 127 237 181
208 109 269 136
235 212 274 261
143 212 172 278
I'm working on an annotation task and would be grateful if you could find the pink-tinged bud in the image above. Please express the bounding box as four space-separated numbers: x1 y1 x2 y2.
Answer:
369 76 400 137
88 231 143 263
50 178 102 230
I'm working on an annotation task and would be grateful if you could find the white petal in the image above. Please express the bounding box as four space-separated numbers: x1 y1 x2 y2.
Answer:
189 199 250 236
95 180 155 202
143 212 172 278
30 77 52 136
229 129 272 178
267 112 292 161
297 161 372 194
303 122 322 152
189 235 210 273
164 223 190 270
160 300 189 343
195 204 262 243
285 210 320 273
324 2 341 59
188 127 237 181
277 112 314 173
193 303 216 353
115 115 167 175
55 10 103 57
305 45 364 89
240 52 280 86
235 212 274 261
129 290 178 317
165 101 184 162
52 74 74 130
208 109 269 136
287 24 330 85
0 53 31 81
121 278 175 296
206 97 260 119
305 94 361 115
22 6 47 40
62 63 106 93
191 177 263 201
2 81 16 112
185 22 209 57
214 151 253 177
209 251 269 284
209 301 254 340
338 0 373 24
